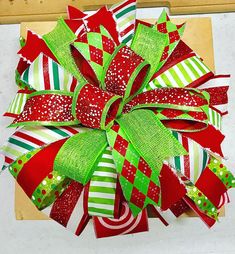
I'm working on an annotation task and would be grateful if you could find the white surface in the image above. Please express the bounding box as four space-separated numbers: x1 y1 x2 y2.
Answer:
0 7 235 254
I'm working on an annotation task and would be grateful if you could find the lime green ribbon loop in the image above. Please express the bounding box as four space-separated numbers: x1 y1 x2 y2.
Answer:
130 23 168 86
43 18 85 83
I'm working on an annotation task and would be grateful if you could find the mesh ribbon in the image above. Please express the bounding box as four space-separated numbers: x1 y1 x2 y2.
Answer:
131 23 168 84
117 109 187 173
53 130 108 184
43 18 84 82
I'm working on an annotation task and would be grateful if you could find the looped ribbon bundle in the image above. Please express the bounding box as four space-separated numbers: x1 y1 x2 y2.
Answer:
1 0 234 238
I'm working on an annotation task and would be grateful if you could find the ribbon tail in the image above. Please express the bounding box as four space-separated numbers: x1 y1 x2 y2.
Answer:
93 201 149 238
87 146 121 218
159 164 187 211
106 124 161 217
48 181 91 236
0 126 85 171
8 138 71 210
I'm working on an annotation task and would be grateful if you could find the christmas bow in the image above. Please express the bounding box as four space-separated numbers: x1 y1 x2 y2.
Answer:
1 1 234 238
7 17 213 215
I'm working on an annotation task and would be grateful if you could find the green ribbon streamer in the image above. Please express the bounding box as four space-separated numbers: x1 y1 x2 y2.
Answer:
43 18 84 83
116 109 187 174
53 130 108 184
175 170 218 219
131 24 168 85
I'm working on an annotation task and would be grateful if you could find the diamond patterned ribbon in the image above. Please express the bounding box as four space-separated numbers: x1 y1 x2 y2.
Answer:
106 123 161 216
72 26 116 84
155 10 185 69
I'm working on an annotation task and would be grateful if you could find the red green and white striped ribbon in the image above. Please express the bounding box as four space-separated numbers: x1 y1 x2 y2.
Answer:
145 54 212 91
88 147 119 218
110 0 136 45
0 126 87 170
167 131 209 184
21 53 78 92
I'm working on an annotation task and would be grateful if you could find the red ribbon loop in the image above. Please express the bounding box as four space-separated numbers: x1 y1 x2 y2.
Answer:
12 92 76 127
101 45 150 100
73 83 122 129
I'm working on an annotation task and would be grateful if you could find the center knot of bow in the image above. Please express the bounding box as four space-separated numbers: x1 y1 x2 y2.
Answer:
71 43 151 130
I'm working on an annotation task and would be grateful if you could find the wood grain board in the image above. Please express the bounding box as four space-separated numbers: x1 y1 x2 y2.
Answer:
1 0 235 24
15 17 225 220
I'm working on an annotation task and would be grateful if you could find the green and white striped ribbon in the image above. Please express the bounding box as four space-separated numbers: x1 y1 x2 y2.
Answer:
88 147 118 218
145 55 211 91
6 91 28 116
208 108 222 130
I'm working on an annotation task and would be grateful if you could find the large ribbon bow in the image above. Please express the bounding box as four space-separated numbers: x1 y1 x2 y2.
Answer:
7 17 213 218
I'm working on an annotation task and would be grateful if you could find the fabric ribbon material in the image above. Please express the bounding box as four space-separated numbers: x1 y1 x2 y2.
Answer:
54 130 108 184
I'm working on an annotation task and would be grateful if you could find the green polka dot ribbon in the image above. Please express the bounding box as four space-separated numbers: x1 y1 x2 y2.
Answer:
187 185 218 220
174 170 219 219
9 145 70 210
208 157 235 189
